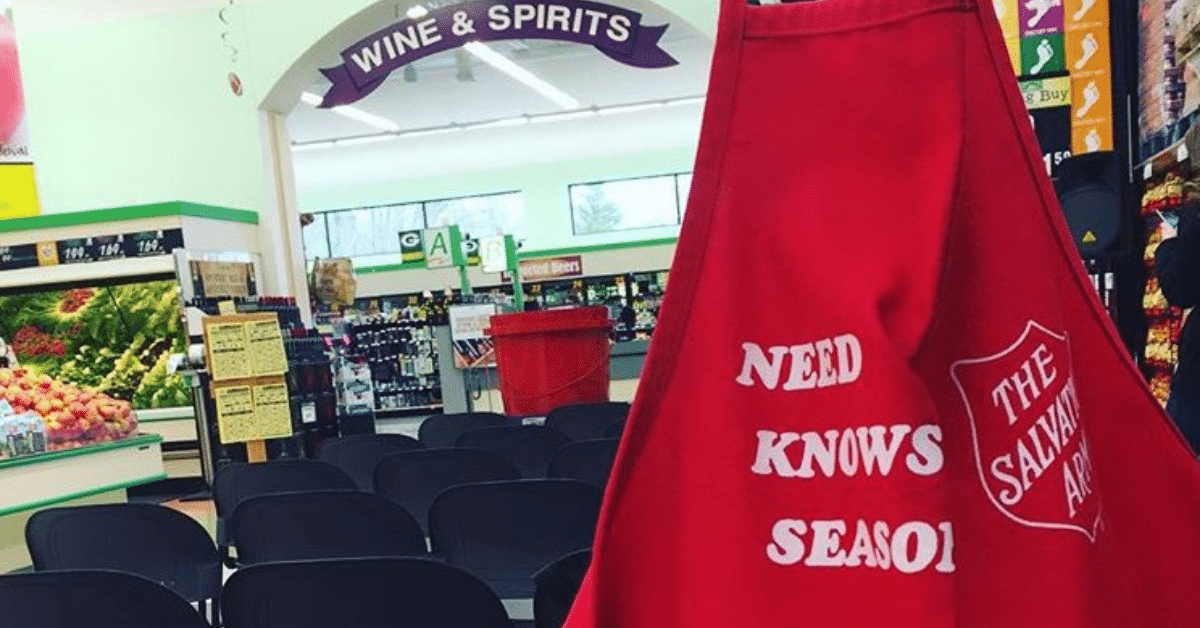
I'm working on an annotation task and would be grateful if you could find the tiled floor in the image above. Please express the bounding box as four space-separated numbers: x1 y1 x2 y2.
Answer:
161 497 217 538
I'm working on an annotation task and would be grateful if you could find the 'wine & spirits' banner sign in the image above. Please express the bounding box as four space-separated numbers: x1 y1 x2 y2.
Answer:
319 0 677 107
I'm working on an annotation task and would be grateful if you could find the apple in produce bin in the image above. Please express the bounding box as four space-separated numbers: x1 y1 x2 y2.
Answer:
68 402 85 419
50 398 63 410
0 370 12 387
14 391 30 409
78 391 94 404
33 399 50 415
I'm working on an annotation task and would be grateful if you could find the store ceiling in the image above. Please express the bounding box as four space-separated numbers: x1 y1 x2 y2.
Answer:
287 33 711 143
287 18 712 191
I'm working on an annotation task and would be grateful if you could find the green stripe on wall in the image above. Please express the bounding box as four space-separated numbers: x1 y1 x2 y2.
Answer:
138 416 194 424
0 434 163 471
519 237 678 259
354 237 679 275
0 202 257 233
0 473 169 517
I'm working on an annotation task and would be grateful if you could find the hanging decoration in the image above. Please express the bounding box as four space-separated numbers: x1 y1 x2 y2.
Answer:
317 0 678 107
218 0 243 96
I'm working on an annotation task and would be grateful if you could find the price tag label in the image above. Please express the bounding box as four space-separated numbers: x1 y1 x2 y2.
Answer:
300 402 317 424
0 244 39 270
1178 142 1190 162
124 228 183 258
56 238 92 264
91 235 124 261
36 242 59 267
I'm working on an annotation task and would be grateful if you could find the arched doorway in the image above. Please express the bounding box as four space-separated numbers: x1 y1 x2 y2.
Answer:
256 0 712 312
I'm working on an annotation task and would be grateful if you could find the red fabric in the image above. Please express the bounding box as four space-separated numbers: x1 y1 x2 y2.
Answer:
564 0 1200 626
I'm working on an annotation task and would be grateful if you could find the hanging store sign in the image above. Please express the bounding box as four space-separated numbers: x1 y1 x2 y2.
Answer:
318 0 678 107
479 235 515 274
995 0 1113 162
463 237 481 267
503 254 584 282
423 226 464 269
398 229 425 263
197 261 252 299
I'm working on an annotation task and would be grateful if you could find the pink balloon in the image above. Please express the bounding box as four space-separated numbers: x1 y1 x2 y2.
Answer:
0 16 25 144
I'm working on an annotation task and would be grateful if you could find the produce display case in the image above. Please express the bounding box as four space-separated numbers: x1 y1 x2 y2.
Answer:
0 202 267 568
0 278 190 458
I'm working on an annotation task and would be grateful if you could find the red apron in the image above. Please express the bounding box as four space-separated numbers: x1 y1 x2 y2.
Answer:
564 0 1200 625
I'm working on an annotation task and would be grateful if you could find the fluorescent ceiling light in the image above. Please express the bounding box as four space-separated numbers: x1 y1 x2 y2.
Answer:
300 91 401 132
597 102 665 116
469 116 530 130
463 42 581 110
406 5 429 18
290 95 705 151
402 126 464 139
664 96 706 107
336 135 396 147
533 110 597 123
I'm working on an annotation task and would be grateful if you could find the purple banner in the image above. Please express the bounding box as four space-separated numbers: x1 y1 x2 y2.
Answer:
319 0 677 107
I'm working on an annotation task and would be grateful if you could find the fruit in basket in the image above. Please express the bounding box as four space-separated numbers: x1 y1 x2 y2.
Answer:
0 367 138 450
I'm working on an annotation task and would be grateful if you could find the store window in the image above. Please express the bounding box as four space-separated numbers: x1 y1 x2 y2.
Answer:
369 203 425 252
424 192 524 241
303 192 523 261
676 173 693 217
303 213 330 260
569 173 691 235
325 207 375 258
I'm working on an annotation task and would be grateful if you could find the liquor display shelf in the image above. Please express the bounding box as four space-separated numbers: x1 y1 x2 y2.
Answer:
340 310 443 414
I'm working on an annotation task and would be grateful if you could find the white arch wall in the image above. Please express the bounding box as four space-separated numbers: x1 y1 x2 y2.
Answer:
8 0 718 296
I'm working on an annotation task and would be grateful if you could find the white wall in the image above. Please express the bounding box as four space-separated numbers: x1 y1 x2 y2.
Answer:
353 241 677 297
298 139 697 256
8 0 717 297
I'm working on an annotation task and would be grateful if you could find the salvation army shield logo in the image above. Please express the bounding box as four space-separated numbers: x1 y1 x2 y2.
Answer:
950 320 1101 541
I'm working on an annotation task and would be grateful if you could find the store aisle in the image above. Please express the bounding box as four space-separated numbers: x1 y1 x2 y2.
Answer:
162 498 217 539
